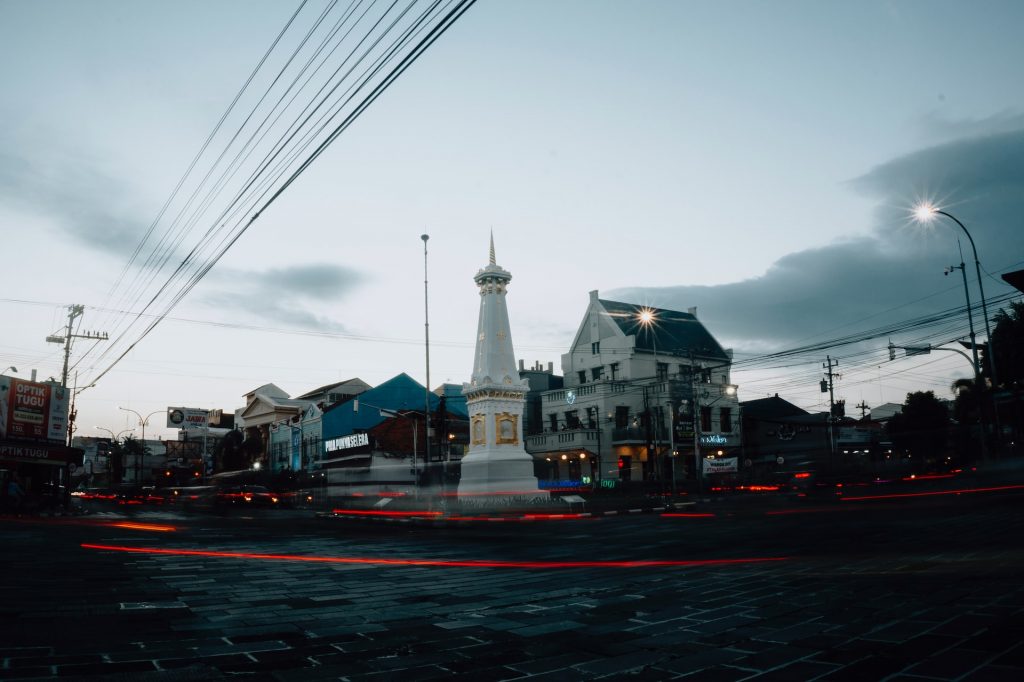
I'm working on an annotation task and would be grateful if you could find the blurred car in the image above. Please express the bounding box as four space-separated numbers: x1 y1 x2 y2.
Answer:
273 489 315 509
215 485 279 507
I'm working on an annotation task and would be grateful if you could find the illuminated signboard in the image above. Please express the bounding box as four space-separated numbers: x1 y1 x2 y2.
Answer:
325 432 369 452
699 433 739 447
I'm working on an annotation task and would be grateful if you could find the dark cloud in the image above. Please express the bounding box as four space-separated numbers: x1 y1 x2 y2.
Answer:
0 135 364 333
201 263 365 332
918 110 1024 145
204 288 351 334
258 264 365 301
610 128 1024 353
0 144 146 256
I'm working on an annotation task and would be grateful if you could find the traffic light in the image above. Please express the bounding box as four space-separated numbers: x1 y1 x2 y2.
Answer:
888 342 896 361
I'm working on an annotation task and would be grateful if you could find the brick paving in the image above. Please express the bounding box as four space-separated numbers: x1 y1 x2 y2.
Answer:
1 488 1022 680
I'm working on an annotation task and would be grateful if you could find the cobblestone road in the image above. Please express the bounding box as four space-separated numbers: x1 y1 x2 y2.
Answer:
2 489 1022 680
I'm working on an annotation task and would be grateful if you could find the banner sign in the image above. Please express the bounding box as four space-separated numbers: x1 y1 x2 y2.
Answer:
0 440 83 466
167 407 210 431
703 457 739 474
0 377 70 442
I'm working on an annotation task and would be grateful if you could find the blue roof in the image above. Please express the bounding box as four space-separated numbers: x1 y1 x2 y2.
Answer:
321 373 467 440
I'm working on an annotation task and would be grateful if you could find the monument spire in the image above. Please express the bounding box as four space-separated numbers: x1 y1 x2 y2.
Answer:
459 233 547 499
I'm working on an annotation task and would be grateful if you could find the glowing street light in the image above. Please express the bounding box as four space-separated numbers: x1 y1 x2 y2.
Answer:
913 204 997 386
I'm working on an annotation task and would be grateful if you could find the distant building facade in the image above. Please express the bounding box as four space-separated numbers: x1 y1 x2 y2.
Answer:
526 291 740 485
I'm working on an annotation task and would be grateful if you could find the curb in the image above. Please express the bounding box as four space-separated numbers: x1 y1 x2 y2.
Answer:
318 501 697 525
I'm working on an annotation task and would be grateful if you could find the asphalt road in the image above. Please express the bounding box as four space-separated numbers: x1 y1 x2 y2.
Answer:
1 486 1023 681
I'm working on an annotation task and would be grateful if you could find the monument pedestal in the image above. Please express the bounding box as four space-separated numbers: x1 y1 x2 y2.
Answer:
458 450 548 497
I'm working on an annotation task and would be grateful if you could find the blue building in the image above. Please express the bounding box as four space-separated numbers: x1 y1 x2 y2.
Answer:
317 374 468 494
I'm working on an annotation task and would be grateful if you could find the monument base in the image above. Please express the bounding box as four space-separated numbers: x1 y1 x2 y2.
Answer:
457 451 548 498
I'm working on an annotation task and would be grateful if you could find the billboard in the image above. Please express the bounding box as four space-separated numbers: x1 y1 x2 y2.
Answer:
0 377 70 443
703 457 739 474
166 407 210 431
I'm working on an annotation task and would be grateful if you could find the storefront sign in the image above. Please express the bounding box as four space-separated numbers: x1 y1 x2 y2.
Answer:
325 432 369 452
0 440 83 466
699 433 740 447
0 377 69 442
703 457 739 474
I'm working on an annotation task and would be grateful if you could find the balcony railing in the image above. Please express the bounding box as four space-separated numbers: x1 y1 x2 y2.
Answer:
525 429 600 454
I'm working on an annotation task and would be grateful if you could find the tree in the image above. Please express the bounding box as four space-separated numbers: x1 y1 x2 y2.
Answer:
107 441 125 485
950 378 984 465
991 300 1024 389
120 436 146 484
215 429 246 472
990 301 1024 456
887 391 950 468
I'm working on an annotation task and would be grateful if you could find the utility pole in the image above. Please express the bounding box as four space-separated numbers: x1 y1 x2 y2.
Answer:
46 305 108 448
47 304 109 389
690 350 703 495
856 400 870 419
822 356 839 471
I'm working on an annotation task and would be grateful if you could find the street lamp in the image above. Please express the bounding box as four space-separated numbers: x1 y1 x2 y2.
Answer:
354 399 422 490
118 407 163 484
95 426 134 440
1 366 16 376
421 233 432 478
637 308 663 483
914 205 998 386
95 426 134 484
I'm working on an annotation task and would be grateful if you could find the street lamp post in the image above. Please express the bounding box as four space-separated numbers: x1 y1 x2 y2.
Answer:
915 206 998 385
1 366 16 376
354 400 421 490
637 309 662 483
95 427 134 483
421 234 432 480
915 205 1001 455
945 261 984 381
118 407 163 484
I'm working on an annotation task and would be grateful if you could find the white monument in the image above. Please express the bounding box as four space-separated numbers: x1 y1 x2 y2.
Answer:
458 235 548 498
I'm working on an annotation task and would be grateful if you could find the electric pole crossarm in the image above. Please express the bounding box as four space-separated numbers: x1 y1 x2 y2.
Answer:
48 304 109 388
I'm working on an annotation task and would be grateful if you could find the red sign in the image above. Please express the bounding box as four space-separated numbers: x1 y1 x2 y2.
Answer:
0 378 70 442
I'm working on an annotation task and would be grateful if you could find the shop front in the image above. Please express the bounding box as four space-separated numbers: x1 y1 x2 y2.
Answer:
0 440 84 512
1 376 81 512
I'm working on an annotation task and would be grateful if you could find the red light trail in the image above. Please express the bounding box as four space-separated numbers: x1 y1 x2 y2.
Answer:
331 509 443 517
81 543 788 569
661 512 717 518
1 517 177 532
840 484 1024 502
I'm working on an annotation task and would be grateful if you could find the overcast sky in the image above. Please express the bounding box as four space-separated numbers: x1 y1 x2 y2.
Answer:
1 0 1022 439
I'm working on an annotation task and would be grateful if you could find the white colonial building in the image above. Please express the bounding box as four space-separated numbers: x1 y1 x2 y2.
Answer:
526 290 740 485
